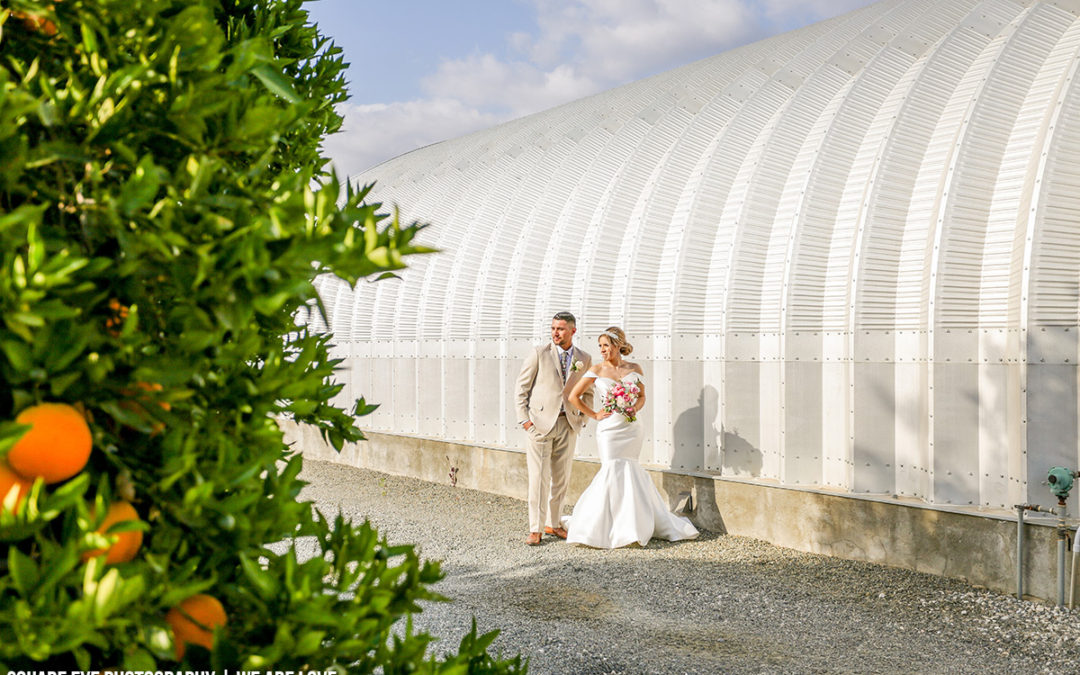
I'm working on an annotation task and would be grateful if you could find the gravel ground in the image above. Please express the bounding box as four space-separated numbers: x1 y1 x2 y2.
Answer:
296 459 1080 674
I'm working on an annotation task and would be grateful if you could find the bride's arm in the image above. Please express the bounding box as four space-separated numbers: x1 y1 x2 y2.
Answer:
629 364 646 414
569 368 610 421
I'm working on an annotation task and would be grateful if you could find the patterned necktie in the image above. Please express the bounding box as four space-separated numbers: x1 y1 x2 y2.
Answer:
561 349 570 382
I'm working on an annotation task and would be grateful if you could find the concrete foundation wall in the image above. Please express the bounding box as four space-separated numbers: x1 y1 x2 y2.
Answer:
282 421 1071 604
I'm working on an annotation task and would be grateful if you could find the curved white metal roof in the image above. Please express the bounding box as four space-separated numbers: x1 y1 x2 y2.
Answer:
315 0 1080 513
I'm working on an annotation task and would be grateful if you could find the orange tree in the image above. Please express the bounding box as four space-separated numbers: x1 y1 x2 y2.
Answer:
0 0 523 671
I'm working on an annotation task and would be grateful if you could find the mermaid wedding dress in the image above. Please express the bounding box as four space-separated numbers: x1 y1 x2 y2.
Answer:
563 372 699 548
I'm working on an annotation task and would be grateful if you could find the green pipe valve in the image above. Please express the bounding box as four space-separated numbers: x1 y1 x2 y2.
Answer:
1047 467 1075 502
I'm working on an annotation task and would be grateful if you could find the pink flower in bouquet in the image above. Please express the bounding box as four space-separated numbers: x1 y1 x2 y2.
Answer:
602 380 640 422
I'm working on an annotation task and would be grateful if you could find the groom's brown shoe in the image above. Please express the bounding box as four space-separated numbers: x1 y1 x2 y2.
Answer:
544 526 568 540
525 532 542 546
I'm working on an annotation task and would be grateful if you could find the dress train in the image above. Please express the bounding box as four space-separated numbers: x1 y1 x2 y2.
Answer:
563 373 698 548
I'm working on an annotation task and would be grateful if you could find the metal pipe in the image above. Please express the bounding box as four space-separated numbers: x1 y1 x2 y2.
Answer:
1016 505 1025 601
1069 533 1077 610
1053 503 1071 608
1058 531 1067 607
1015 503 1054 602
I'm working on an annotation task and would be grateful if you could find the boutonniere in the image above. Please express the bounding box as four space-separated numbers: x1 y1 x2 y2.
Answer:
571 360 584 373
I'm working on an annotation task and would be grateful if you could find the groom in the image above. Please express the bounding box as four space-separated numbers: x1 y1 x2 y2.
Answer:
515 312 593 545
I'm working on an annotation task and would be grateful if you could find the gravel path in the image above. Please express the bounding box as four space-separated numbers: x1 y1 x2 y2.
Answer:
297 459 1080 674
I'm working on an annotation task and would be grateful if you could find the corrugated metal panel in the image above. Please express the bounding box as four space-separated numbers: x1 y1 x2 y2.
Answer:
1031 37 1080 327
418 358 442 437
731 13 872 336
1017 14 1080 504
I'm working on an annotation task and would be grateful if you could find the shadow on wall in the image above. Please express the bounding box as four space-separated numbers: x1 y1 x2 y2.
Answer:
662 385 757 534
669 384 763 477
722 424 763 478
671 385 720 471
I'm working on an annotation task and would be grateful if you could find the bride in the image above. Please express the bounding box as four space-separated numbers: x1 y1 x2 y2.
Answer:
564 327 699 548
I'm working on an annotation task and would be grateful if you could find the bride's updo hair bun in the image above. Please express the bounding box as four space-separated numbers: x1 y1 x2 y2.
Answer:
601 326 633 356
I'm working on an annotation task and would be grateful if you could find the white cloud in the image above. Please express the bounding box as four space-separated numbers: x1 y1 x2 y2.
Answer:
322 99 502 178
331 0 878 172
422 0 761 118
524 0 758 83
758 0 877 22
422 54 599 117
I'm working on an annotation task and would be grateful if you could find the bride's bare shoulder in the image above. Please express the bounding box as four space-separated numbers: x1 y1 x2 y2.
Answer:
627 362 644 375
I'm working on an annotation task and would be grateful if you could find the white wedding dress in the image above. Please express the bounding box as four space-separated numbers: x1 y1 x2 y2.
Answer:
563 372 699 548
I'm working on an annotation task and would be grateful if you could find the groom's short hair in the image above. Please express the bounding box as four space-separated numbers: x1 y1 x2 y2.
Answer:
552 311 576 326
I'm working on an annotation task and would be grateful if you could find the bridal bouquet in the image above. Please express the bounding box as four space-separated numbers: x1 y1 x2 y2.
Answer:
602 380 642 422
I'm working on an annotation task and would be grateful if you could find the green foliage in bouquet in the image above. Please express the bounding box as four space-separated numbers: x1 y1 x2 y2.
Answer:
0 0 524 671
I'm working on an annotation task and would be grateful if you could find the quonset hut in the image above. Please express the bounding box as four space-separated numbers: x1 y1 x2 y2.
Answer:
298 0 1080 597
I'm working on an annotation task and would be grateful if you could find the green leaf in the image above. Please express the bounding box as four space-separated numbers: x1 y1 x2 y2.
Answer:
7 548 40 595
119 155 163 215
48 370 81 396
26 222 45 271
0 340 32 372
92 568 121 620
251 65 301 103
122 648 157 671
0 421 31 458
0 203 48 235
35 541 79 596
294 629 325 656
354 397 380 417
240 554 279 600
9 311 44 328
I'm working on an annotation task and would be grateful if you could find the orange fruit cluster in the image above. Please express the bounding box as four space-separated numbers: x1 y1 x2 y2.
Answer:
165 594 228 659
105 298 129 337
4 402 144 563
3 402 93 513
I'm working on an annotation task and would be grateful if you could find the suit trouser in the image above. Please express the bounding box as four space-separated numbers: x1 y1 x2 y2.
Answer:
526 415 577 533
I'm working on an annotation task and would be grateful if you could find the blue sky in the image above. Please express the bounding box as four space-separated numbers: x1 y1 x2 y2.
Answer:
305 0 879 177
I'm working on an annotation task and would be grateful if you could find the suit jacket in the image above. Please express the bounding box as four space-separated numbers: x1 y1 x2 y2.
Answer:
515 343 593 436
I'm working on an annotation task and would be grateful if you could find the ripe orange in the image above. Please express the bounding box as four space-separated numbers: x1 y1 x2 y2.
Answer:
0 461 32 514
82 501 143 564
165 594 227 660
7 403 92 483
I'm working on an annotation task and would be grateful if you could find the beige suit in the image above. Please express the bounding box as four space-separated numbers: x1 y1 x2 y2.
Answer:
516 342 593 533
